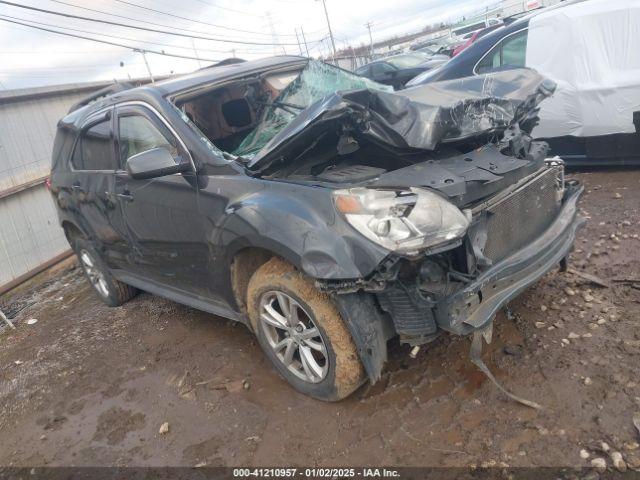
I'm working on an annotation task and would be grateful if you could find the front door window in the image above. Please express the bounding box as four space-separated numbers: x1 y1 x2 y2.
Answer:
118 114 180 168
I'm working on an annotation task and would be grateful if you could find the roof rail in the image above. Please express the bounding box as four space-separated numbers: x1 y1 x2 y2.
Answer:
68 81 136 113
198 57 246 70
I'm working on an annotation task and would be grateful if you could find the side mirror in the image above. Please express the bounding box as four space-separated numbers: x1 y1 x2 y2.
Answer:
126 147 190 180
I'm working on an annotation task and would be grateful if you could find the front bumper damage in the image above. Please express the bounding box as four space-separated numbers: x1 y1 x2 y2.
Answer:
327 179 584 386
437 181 584 335
368 177 585 346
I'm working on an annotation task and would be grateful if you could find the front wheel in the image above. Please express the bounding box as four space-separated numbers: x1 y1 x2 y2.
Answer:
73 238 137 307
247 258 366 401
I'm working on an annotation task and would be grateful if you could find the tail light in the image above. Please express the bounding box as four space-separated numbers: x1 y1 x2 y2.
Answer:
44 177 52 190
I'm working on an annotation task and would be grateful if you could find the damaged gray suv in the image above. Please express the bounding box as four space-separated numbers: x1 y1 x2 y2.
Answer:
51 56 583 401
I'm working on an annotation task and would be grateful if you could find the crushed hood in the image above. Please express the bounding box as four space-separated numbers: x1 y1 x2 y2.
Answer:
243 67 556 175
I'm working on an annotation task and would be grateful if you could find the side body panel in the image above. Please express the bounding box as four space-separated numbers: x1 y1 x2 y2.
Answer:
111 103 219 301
195 175 390 309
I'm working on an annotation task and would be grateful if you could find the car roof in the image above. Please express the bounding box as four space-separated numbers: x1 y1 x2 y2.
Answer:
152 55 306 95
62 55 308 126
503 0 587 24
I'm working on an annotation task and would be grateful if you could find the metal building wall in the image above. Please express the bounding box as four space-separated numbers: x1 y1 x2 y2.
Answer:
0 86 103 292
0 78 163 293
0 186 71 288
0 90 86 189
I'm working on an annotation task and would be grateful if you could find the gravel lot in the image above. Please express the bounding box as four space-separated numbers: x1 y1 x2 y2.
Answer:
1 169 639 470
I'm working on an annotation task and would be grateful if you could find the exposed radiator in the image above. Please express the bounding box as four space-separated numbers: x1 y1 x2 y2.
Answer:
483 167 562 262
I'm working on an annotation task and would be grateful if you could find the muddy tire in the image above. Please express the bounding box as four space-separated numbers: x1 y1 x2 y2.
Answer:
247 257 366 401
73 238 137 307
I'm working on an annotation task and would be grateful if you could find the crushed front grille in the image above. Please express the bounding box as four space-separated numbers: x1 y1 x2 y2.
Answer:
483 167 562 262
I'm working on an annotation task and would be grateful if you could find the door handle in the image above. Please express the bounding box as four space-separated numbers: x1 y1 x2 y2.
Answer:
116 192 134 202
71 184 84 192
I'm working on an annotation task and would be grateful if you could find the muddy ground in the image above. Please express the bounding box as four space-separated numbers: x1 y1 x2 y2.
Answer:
1 169 639 469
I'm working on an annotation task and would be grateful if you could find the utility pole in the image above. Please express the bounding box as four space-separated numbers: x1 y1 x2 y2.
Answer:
316 0 336 59
191 39 202 68
364 21 374 58
134 49 154 83
350 46 357 70
266 12 285 55
300 27 310 57
294 28 303 55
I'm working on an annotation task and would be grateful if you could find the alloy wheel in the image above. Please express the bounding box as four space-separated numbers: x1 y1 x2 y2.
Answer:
79 250 110 298
259 291 329 383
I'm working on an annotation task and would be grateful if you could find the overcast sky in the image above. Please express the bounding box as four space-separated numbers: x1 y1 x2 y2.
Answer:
0 0 497 90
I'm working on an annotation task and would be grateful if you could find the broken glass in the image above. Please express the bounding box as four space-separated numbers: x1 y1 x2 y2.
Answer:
233 60 392 159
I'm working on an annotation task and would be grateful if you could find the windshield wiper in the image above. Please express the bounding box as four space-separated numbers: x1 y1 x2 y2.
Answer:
258 99 306 116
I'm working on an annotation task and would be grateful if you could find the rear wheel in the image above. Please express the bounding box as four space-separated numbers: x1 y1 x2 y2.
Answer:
73 238 137 307
247 258 366 401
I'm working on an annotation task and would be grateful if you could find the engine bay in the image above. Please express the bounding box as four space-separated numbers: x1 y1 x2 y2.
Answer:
173 60 556 208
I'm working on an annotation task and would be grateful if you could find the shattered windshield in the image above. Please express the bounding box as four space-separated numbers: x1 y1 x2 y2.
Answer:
233 60 392 159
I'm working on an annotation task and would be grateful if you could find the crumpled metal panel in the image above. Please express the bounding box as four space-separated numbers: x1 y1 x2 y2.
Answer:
246 68 556 174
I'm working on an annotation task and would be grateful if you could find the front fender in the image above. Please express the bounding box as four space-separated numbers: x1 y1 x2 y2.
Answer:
221 188 389 280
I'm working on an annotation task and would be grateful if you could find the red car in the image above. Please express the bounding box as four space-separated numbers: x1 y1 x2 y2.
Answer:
452 24 503 56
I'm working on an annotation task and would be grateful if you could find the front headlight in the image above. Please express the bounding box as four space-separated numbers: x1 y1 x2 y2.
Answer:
333 187 469 254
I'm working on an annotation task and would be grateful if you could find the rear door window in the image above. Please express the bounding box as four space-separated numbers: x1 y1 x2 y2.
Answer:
476 29 528 74
72 119 117 171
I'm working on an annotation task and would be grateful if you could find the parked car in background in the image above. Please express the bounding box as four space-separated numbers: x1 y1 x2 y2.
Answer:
413 45 452 60
354 52 448 89
50 56 583 401
404 18 528 88
406 0 640 166
450 17 502 39
411 38 456 57
451 24 503 56
434 37 464 57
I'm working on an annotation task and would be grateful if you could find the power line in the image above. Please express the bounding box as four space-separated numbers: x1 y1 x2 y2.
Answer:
56 0 325 42
48 0 267 42
0 62 145 71
0 49 125 53
0 1 303 46
0 72 127 77
111 0 299 37
0 16 220 62
171 0 266 19
0 13 268 55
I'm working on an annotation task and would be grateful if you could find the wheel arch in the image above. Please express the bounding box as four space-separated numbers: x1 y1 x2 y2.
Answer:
230 246 393 384
229 246 280 318
61 220 86 246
